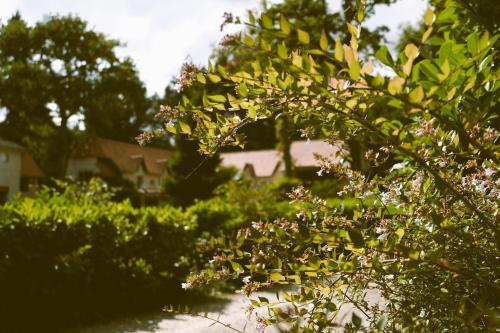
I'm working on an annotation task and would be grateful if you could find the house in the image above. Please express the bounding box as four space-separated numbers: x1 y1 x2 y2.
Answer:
0 138 45 203
66 138 171 194
220 140 348 181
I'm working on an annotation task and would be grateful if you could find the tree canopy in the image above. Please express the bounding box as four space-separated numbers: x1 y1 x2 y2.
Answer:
0 13 151 176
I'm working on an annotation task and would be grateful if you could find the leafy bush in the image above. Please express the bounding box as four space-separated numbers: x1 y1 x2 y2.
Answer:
156 0 500 331
0 179 196 332
186 177 299 235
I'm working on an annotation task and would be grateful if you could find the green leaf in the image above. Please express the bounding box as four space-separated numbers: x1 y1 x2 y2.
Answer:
478 31 490 51
348 60 361 80
347 23 358 39
217 64 228 78
270 272 285 282
408 86 424 103
261 13 273 30
239 81 248 97
230 260 244 274
348 228 365 247
248 11 255 25
375 45 394 67
320 30 328 51
467 32 478 55
280 15 290 35
196 72 206 84
372 73 385 88
419 60 439 80
356 0 365 22
243 35 254 46
438 59 450 81
277 43 288 59
208 74 221 83
207 94 226 103
297 29 310 45
352 312 362 327
395 228 405 241
179 121 191 134
376 315 387 331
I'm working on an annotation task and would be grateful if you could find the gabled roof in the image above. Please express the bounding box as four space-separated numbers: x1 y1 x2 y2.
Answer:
220 140 347 178
290 140 346 168
0 138 44 177
220 149 281 177
0 138 23 151
21 151 44 177
77 138 171 176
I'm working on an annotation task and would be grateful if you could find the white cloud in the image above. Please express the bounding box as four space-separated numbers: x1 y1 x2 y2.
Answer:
1 0 426 95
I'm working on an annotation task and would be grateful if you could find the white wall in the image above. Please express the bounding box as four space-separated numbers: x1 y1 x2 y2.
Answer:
123 164 162 193
0 147 22 200
66 157 99 179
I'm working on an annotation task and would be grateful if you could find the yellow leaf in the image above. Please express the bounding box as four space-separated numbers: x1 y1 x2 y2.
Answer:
408 86 424 103
404 43 419 60
346 23 359 39
388 76 405 95
280 15 290 35
424 7 434 26
320 30 328 51
372 73 385 88
422 27 433 43
402 58 414 77
179 121 191 134
344 45 355 66
349 60 361 80
297 29 310 45
334 38 343 62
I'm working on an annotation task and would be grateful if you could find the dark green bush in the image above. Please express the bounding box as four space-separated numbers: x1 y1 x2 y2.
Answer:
0 179 196 332
186 177 299 236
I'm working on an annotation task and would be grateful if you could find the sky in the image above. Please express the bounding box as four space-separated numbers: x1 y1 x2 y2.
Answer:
0 0 427 97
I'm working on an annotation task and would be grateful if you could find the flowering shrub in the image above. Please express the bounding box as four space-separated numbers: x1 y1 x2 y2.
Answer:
149 0 499 331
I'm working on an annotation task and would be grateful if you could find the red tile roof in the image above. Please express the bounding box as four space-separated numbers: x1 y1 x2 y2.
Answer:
21 151 44 178
1 138 44 178
220 140 347 178
79 138 171 176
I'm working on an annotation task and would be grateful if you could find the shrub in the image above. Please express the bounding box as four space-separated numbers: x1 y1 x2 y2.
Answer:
0 179 196 332
156 1 500 331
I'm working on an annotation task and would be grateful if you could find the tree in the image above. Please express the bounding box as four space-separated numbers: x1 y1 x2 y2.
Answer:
215 0 401 171
156 75 234 207
149 0 499 330
0 13 150 176
86 58 151 142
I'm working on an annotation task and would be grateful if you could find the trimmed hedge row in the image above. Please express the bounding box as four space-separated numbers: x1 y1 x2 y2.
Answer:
0 180 196 332
0 178 307 332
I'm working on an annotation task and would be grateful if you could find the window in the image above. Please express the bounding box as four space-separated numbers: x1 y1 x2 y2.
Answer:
137 175 143 188
150 179 155 186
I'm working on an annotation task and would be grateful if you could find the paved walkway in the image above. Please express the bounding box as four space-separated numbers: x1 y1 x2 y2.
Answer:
72 288 382 333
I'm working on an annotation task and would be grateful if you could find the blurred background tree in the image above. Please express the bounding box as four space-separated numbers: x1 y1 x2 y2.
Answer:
0 13 152 177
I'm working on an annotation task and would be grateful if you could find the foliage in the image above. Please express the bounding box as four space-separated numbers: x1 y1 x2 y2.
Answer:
162 136 235 207
0 179 196 332
150 0 500 331
186 177 300 235
0 13 151 176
